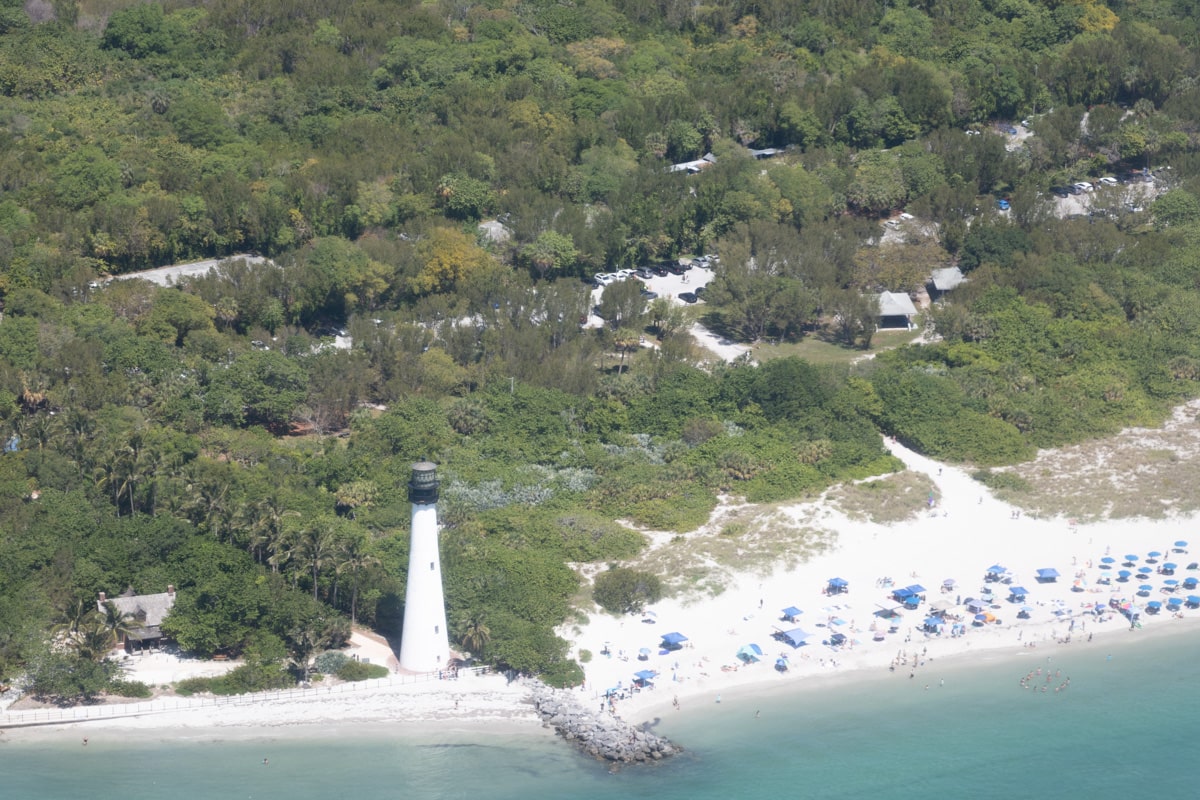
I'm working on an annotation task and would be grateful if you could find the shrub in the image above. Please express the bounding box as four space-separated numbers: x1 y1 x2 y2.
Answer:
313 650 350 675
210 663 294 695
593 566 663 614
336 660 389 681
108 679 152 698
972 469 1032 493
174 677 213 696
539 658 584 688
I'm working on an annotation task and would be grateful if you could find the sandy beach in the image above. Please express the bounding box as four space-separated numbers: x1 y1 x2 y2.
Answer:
569 437 1200 723
4 431 1199 743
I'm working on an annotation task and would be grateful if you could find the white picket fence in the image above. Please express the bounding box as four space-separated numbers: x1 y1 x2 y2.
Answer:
0 667 489 727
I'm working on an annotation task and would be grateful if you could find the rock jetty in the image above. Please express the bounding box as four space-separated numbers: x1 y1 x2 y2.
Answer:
530 683 680 764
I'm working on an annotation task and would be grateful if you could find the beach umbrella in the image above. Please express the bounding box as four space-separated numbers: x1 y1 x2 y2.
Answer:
1147 551 1162 560
1167 597 1183 607
1138 566 1153 574
943 578 956 588
1175 540 1189 549
1124 554 1139 564
1117 570 1132 580
1164 579 1180 587
1101 556 1116 564
1147 600 1163 609
1163 563 1178 573
1138 584 1153 593
974 613 988 622
1186 595 1200 608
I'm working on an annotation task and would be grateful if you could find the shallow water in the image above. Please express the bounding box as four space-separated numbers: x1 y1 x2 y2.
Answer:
3 628 1198 800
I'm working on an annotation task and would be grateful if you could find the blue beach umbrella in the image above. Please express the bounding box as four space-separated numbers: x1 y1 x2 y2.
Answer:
1186 595 1200 608
1146 600 1163 609
1138 566 1153 574
1117 570 1132 580
1163 563 1178 573
1124 554 1139 563
1101 557 1116 564
1167 597 1183 607
1138 584 1153 594
1164 579 1180 587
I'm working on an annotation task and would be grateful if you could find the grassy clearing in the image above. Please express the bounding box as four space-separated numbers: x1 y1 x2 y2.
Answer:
826 471 936 524
752 326 924 366
999 404 1200 521
627 504 835 603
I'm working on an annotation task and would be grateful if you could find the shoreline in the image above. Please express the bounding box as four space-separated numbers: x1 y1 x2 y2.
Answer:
571 438 1200 727
7 438 1200 748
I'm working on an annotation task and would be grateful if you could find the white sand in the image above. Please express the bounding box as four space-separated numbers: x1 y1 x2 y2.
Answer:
5 436 1199 741
569 439 1200 722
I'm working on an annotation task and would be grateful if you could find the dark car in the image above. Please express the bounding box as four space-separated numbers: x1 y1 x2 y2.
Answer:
694 285 706 298
1050 186 1070 198
666 263 687 275
635 267 654 280
678 292 698 304
640 289 658 300
650 264 670 277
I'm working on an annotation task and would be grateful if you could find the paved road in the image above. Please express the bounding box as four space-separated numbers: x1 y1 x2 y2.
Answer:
111 254 267 286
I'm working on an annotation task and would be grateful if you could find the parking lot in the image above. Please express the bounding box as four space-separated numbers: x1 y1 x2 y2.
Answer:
584 262 716 328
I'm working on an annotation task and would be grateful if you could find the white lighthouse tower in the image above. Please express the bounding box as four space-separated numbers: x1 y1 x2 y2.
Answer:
399 461 450 673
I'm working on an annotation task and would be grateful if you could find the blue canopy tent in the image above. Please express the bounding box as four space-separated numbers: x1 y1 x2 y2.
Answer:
633 669 657 686
1183 577 1198 590
776 628 813 648
661 632 688 651
737 643 763 663
1017 605 1033 619
1008 586 1029 602
985 565 1007 582
1146 600 1163 613
1036 568 1060 583
966 599 987 614
781 606 803 622
902 595 921 609
905 584 926 595
827 577 849 595
923 616 945 632
892 587 915 603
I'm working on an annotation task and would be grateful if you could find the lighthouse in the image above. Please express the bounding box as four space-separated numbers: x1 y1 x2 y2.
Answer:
398 461 450 673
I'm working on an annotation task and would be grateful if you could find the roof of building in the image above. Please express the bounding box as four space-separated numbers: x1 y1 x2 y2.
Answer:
877 291 918 317
99 590 176 629
930 267 965 292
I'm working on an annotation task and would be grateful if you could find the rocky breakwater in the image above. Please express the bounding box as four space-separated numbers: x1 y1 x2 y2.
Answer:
530 683 681 764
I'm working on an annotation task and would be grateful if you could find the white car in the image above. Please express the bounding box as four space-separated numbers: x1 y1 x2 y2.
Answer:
1099 176 1118 187
594 273 616 285
1074 182 1094 193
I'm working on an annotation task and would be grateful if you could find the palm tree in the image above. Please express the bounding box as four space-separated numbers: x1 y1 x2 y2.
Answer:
53 597 93 638
295 521 337 601
336 533 380 626
99 600 138 649
454 613 492 657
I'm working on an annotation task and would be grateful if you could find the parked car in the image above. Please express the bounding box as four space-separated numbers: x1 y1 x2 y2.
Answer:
640 289 658 300
650 264 670 277
1051 186 1070 198
666 262 687 275
694 285 707 298
635 267 654 280
1004 126 1018 135
594 272 616 285
997 199 1010 211
1099 176 1118 187
1074 181 1094 192
678 292 698 304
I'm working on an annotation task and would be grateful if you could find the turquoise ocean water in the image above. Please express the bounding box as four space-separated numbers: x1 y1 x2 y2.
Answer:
4 628 1199 800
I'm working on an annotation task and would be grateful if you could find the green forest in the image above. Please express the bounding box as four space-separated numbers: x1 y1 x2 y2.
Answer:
3 0 1200 698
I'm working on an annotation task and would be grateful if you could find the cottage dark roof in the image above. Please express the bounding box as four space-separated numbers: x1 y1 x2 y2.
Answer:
98 591 176 629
